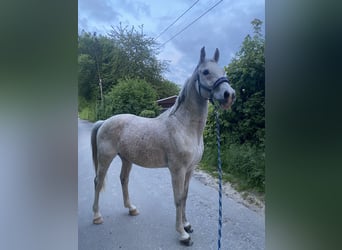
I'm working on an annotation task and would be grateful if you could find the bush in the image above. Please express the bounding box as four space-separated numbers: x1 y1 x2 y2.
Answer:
78 97 97 121
201 141 265 192
98 78 160 119
78 105 96 121
139 110 156 118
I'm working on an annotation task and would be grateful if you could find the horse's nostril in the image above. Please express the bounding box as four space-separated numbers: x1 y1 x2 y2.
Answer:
224 91 229 100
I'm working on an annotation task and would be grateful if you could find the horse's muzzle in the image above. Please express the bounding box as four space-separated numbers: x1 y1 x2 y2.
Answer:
219 91 235 110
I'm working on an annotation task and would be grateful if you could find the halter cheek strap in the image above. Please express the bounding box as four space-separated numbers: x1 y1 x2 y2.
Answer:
197 74 230 104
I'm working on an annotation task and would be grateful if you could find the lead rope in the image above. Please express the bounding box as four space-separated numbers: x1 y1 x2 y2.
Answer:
214 105 223 250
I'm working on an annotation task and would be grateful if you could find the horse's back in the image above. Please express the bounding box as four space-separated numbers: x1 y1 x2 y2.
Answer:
102 113 166 136
98 114 169 168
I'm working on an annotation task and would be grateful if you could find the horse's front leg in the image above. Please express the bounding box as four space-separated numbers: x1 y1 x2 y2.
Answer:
182 170 193 233
170 168 193 246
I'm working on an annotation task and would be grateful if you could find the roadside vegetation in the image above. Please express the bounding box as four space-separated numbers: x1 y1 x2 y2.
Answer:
201 19 265 194
78 19 265 195
78 24 180 121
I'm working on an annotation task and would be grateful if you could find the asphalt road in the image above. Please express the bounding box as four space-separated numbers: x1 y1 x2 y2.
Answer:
78 119 265 250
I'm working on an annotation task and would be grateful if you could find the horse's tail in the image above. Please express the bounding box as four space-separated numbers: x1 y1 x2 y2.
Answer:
91 120 104 175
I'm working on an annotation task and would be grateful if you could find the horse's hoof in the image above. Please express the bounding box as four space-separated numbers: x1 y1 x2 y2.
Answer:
184 224 193 233
129 208 139 216
180 237 193 246
93 216 104 224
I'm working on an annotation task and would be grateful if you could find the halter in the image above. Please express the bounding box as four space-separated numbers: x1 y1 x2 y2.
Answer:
197 74 230 104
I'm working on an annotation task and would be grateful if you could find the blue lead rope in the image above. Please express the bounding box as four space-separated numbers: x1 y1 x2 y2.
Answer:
214 107 223 250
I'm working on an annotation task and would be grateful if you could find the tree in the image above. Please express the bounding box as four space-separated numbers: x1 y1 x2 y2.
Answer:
78 54 97 102
107 24 168 91
78 31 114 99
102 78 160 119
152 79 180 99
78 25 180 120
222 18 265 146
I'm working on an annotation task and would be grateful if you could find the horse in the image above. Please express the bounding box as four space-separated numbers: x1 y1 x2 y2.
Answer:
90 47 236 246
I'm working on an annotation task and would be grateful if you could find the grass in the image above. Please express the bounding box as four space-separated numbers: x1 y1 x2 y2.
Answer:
200 142 265 195
79 105 97 122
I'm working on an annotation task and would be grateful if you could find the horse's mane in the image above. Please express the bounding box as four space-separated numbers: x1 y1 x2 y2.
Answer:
169 62 203 116
169 76 192 116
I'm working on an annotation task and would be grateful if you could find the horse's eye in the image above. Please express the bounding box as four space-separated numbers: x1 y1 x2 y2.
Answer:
203 69 209 75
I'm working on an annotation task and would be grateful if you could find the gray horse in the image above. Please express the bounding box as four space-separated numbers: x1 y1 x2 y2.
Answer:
91 47 235 246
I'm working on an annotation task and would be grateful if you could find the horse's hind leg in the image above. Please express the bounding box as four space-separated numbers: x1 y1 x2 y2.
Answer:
120 157 139 216
92 152 116 224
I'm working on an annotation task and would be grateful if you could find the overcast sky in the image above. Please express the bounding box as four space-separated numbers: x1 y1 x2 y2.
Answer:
78 0 264 85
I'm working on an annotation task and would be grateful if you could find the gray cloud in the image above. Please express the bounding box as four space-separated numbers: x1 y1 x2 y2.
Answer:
78 0 120 25
158 0 264 84
78 0 264 84
79 0 152 34
120 0 151 19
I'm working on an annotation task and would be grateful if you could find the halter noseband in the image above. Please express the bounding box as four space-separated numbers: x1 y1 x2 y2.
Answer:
197 74 230 104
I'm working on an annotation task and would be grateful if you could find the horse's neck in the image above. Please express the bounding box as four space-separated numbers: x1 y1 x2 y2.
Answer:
174 75 208 133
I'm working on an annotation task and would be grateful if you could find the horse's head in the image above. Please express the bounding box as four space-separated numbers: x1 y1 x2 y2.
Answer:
196 47 236 109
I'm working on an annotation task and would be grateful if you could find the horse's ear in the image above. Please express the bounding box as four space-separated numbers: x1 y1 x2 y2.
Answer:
200 46 206 63
213 48 219 62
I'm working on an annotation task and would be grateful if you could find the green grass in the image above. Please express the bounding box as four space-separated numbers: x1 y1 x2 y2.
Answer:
200 142 265 194
78 106 96 121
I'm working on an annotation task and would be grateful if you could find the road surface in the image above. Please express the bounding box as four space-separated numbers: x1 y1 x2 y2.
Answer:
78 119 265 249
